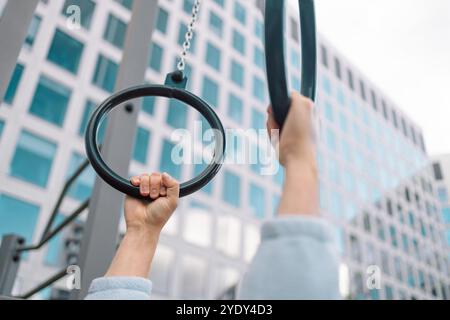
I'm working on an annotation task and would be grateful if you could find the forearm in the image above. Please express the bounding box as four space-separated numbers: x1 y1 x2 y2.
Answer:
105 228 159 278
277 155 319 216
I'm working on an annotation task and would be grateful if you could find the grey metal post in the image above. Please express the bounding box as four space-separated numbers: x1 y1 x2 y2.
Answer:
0 0 39 104
0 234 25 296
73 0 159 299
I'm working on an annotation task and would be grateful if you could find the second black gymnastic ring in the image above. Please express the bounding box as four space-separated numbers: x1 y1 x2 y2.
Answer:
265 0 317 127
85 84 226 201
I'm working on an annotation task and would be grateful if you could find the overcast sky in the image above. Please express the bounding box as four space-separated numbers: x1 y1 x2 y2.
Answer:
290 0 450 156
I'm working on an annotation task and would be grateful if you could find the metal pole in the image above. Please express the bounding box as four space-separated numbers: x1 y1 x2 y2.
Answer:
73 0 159 299
0 234 24 296
0 0 39 104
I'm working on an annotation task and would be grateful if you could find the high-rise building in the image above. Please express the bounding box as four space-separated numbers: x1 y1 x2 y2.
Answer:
432 155 450 247
0 0 448 300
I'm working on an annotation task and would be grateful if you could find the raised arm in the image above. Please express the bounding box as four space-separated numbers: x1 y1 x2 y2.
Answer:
85 173 179 300
237 92 341 299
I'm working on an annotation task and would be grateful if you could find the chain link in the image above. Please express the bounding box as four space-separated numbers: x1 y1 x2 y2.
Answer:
177 0 201 72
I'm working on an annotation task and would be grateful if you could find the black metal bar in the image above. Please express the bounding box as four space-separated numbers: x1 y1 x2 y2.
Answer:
17 268 68 299
40 158 90 242
17 200 89 253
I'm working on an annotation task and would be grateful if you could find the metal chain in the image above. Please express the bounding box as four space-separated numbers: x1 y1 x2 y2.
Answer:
177 0 201 72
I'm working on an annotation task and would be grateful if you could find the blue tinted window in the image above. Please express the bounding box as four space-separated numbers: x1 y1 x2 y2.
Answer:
232 30 245 54
25 15 41 47
160 139 182 180
230 60 244 86
92 54 118 93
104 14 127 49
4 63 25 105
213 0 224 6
115 0 133 10
183 0 194 14
222 170 241 207
228 94 243 123
291 75 301 91
62 0 96 29
133 127 150 164
407 267 415 288
47 29 84 74
202 76 219 107
205 42 221 71
251 143 262 174
324 101 334 122
209 11 223 37
29 75 71 126
10 131 57 187
337 87 346 105
234 2 246 25
254 46 265 70
156 7 169 34
249 183 265 218
438 187 448 202
349 99 358 116
327 158 340 184
341 140 352 162
343 170 355 193
254 19 263 42
326 127 337 152
167 99 188 128
329 192 343 217
0 120 4 137
149 42 164 71
142 96 156 115
194 163 213 194
339 113 348 132
390 225 398 247
78 100 106 142
251 109 265 129
67 152 95 201
0 194 40 243
370 289 380 300
290 49 300 69
442 207 450 223
322 75 332 95
252 76 265 102
384 285 394 300
44 213 66 266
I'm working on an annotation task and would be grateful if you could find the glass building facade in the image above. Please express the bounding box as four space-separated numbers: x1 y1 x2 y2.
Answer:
0 0 448 299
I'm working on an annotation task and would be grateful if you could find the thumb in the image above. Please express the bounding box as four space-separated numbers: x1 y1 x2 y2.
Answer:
162 172 180 199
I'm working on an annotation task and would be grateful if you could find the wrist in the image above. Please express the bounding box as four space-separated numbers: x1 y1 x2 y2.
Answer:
126 224 161 242
284 154 317 174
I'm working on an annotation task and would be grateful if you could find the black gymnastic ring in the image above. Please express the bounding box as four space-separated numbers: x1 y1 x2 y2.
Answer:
85 84 226 200
265 0 317 127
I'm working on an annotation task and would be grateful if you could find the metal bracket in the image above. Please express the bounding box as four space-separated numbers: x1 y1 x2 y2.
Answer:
164 71 188 89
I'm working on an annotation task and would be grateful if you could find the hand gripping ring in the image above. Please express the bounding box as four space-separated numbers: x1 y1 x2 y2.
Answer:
85 84 226 201
265 0 317 127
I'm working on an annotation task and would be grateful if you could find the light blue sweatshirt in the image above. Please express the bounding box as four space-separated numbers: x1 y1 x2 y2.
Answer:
85 216 341 300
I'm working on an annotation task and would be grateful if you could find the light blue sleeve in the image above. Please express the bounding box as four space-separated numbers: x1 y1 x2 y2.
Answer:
84 276 152 300
237 215 341 300
84 216 340 300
